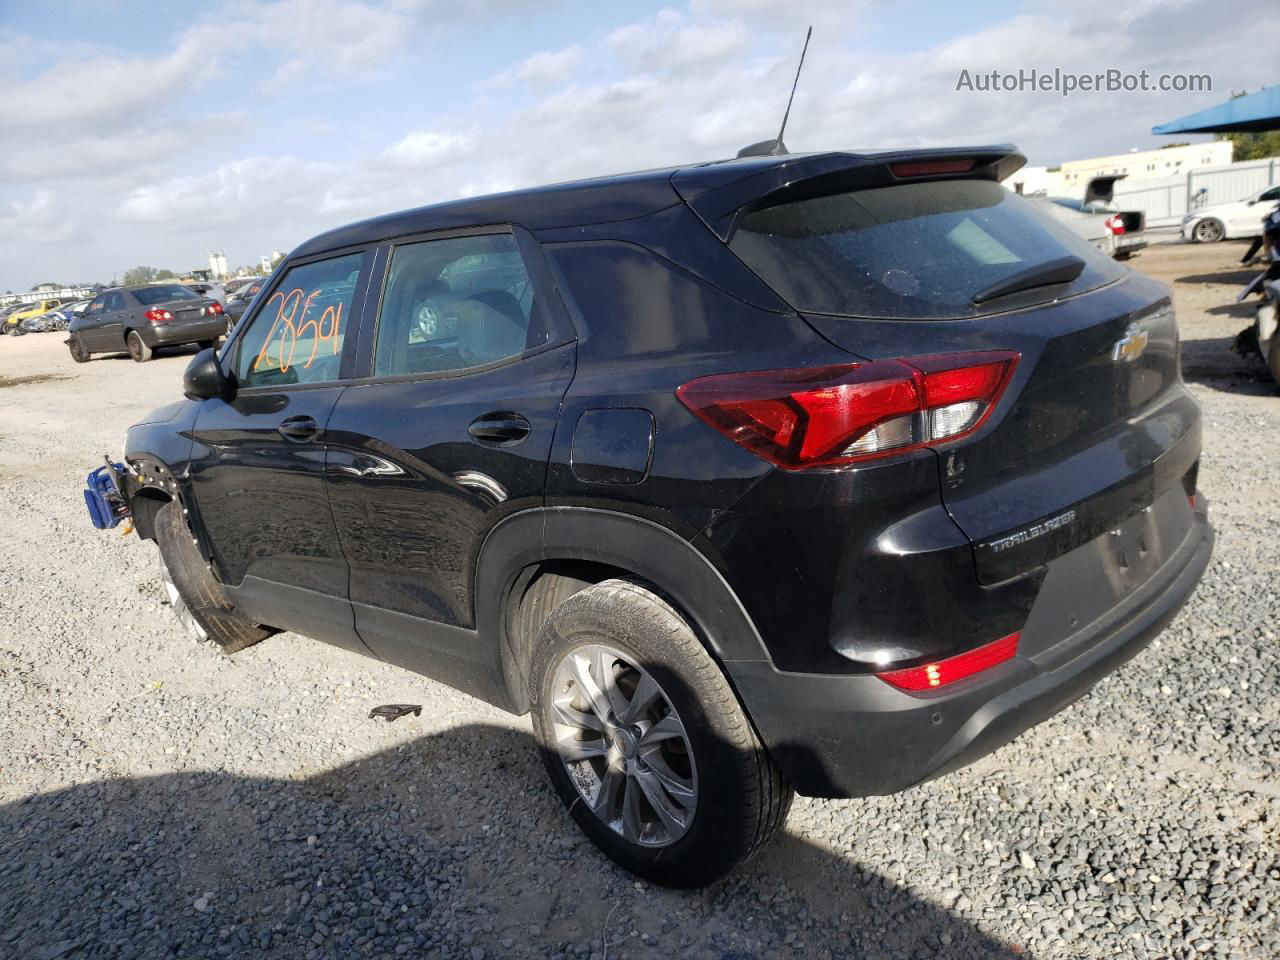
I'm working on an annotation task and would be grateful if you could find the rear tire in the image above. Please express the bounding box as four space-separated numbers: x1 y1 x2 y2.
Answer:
127 331 152 362
1193 218 1224 243
68 336 90 363
528 579 792 887
154 501 271 654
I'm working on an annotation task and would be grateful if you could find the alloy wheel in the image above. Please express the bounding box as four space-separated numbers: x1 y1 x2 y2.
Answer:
1194 219 1223 243
546 643 698 847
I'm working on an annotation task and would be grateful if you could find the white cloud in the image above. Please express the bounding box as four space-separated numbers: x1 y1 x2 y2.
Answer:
380 130 477 169
117 156 332 226
0 190 79 246
499 44 586 88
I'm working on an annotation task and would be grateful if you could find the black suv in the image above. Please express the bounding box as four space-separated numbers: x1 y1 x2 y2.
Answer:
69 284 227 363
103 147 1213 886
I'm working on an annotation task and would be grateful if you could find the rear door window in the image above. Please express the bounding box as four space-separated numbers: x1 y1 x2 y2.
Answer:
728 179 1124 320
235 253 363 387
371 232 547 378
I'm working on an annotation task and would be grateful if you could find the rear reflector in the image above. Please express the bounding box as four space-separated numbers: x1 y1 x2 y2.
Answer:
877 632 1020 692
890 158 975 178
677 351 1018 469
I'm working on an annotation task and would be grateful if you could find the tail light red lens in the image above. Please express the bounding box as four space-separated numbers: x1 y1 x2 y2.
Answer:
207 301 224 316
144 308 172 325
890 158 975 177
877 632 1020 692
676 351 1018 469
1105 214 1125 235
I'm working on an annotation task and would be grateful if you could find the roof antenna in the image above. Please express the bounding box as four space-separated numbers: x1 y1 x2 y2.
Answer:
737 25 812 159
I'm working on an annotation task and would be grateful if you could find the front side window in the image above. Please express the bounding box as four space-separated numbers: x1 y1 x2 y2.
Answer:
235 253 363 388
372 233 546 378
105 292 126 311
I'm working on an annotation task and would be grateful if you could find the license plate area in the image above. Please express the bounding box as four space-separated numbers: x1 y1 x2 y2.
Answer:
1016 484 1193 661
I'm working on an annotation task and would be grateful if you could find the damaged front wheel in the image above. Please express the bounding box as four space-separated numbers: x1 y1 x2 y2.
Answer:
154 500 272 654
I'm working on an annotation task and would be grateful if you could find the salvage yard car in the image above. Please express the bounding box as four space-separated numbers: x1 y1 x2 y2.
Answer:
67 284 227 362
3 297 62 334
86 146 1214 887
1183 184 1280 243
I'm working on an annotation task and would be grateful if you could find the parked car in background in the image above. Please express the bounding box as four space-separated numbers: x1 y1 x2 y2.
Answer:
67 284 226 363
3 298 63 334
1031 176 1146 260
1183 184 1280 243
98 145 1212 886
222 276 268 323
223 277 257 296
18 307 72 334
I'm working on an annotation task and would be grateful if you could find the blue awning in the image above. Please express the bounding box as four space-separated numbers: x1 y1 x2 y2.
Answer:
1152 86 1280 135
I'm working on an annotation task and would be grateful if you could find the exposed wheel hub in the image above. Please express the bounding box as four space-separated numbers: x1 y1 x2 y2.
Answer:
548 643 698 848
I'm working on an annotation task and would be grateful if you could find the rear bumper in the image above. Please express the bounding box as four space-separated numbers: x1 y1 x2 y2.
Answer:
143 319 226 346
727 502 1214 798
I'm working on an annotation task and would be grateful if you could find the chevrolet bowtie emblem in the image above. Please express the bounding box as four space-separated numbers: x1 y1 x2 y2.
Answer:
1111 322 1149 363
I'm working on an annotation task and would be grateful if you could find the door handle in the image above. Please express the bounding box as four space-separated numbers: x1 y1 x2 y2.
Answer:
468 414 530 444
278 415 320 442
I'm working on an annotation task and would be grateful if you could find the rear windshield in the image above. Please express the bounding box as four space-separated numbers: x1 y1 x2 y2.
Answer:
134 285 201 305
729 179 1123 320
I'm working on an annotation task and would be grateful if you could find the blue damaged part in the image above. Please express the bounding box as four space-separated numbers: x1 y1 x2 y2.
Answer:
84 463 130 529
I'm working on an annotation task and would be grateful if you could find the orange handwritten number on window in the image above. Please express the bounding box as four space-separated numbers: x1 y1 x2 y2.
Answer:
251 287 343 375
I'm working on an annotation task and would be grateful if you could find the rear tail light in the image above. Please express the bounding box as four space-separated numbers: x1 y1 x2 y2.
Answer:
676 351 1018 469
1105 214 1126 236
877 632 1020 692
206 301 224 316
144 309 172 325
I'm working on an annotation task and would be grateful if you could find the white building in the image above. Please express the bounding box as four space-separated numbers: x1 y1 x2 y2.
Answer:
1055 141 1233 191
208 251 229 280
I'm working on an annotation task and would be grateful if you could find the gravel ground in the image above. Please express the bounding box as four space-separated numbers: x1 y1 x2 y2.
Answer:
1 242 1277 960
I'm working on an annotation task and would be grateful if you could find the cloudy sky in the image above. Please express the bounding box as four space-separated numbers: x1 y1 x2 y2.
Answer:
0 0 1275 292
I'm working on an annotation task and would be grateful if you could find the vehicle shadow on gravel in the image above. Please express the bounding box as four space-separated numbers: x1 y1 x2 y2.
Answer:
1180 335 1277 396
1 723 1032 960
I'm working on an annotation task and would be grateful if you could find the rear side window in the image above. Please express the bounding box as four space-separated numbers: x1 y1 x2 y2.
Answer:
372 233 547 378
235 253 362 387
729 179 1123 320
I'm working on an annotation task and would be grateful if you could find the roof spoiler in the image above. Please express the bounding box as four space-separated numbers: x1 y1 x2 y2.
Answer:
673 146 1026 241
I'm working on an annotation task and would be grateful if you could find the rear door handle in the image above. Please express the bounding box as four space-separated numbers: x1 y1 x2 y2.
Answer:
468 414 530 444
278 415 320 442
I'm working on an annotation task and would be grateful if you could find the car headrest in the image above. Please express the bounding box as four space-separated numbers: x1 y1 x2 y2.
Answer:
456 290 527 366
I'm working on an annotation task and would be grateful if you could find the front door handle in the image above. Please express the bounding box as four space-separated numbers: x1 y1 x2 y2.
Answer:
468 414 530 444
278 415 320 442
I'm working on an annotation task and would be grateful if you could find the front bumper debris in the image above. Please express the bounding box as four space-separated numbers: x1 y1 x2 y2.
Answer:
83 461 131 529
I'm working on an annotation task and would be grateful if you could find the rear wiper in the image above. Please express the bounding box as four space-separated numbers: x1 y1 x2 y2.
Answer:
971 256 1086 305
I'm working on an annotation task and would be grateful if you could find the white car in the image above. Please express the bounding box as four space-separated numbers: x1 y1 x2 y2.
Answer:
1182 184 1280 243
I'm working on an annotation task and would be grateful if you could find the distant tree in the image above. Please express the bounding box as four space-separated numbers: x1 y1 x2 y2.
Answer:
1216 90 1280 162
1218 131 1280 162
122 266 160 286
155 269 177 280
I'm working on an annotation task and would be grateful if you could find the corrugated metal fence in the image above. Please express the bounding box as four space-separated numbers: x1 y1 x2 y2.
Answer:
1112 158 1280 226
